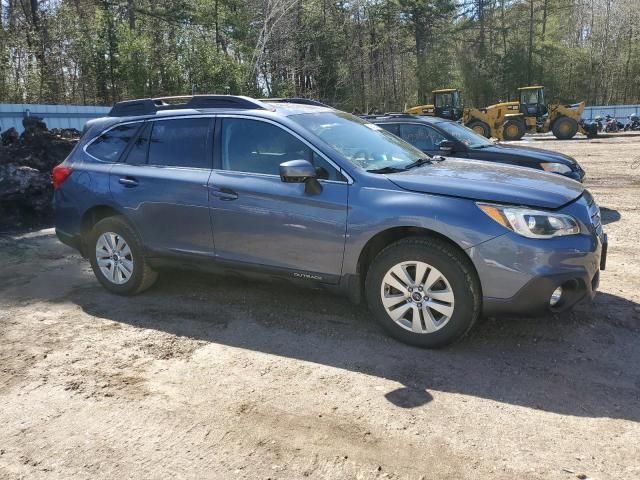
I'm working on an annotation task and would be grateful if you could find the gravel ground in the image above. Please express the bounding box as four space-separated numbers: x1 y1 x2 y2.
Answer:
1 134 639 480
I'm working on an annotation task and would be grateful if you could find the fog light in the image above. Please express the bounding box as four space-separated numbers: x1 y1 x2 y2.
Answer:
550 286 563 307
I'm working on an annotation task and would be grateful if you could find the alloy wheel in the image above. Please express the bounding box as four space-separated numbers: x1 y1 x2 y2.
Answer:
96 232 134 285
380 261 455 334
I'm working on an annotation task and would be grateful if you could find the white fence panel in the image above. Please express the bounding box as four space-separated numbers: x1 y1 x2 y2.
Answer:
583 104 640 122
0 104 110 133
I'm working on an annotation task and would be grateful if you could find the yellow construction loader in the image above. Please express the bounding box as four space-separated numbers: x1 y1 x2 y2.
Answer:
516 86 593 140
406 89 525 141
407 86 593 141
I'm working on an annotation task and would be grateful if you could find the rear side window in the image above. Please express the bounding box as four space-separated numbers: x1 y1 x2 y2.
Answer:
148 118 210 168
125 123 151 165
379 123 400 136
86 123 140 162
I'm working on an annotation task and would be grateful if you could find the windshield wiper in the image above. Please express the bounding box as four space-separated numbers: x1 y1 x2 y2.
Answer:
367 155 445 174
404 156 434 170
366 166 406 174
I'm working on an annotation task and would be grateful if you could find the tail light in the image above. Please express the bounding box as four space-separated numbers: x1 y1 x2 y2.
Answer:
52 164 73 189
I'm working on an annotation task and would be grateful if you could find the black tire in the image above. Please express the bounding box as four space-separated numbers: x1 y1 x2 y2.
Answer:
87 216 158 295
502 118 525 141
552 116 578 140
364 236 482 348
466 120 491 138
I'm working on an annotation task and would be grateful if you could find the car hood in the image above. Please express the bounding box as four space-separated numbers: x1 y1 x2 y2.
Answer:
386 158 583 209
471 144 577 165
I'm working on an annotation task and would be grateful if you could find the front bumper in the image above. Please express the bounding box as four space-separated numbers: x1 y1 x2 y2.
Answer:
559 163 585 182
470 229 606 317
482 269 600 316
566 168 586 183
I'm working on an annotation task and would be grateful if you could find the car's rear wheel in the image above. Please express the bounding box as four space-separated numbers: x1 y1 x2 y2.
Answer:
365 237 481 348
88 216 158 295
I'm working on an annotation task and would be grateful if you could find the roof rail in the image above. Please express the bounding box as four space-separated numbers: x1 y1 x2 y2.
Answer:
264 97 330 108
108 95 270 117
360 112 416 119
385 112 416 117
109 99 158 117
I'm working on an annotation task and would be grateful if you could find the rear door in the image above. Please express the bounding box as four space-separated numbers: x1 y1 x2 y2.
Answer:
109 117 215 257
81 121 142 215
208 116 349 281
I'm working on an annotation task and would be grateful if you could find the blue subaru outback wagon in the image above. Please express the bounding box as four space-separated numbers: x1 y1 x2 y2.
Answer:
53 96 607 347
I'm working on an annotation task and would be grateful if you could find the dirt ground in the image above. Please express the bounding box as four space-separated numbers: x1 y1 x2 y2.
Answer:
1 134 639 480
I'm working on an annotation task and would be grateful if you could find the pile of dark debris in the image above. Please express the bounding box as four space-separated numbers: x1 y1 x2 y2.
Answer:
0 117 79 231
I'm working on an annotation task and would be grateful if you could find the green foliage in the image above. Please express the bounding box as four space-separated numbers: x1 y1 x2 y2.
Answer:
0 0 638 109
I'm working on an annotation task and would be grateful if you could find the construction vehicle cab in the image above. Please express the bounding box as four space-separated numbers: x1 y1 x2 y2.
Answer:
405 89 463 120
519 86 548 118
433 89 463 121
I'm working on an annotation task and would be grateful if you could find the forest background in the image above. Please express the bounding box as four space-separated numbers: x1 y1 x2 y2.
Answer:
1 0 638 111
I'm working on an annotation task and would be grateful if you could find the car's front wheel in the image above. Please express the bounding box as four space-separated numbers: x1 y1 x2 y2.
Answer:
88 216 158 295
365 237 481 348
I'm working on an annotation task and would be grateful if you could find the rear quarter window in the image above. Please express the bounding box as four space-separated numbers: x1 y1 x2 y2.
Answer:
124 123 151 165
86 123 140 162
379 123 400 136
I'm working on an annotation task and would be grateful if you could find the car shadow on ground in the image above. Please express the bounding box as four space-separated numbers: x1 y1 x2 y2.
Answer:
57 269 640 421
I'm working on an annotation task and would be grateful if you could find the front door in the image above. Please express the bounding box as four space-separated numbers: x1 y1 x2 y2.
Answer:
209 117 349 282
399 124 449 156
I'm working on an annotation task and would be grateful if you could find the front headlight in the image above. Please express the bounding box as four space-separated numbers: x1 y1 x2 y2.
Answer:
540 162 572 174
478 203 580 239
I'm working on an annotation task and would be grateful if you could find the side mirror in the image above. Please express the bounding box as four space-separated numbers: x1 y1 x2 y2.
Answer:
279 160 322 195
279 159 316 182
439 140 455 152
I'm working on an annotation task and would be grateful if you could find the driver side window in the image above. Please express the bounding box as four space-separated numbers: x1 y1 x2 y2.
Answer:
400 124 447 151
220 118 344 181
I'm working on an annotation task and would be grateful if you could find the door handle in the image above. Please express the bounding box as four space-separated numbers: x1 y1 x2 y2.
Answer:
119 177 139 188
209 186 238 201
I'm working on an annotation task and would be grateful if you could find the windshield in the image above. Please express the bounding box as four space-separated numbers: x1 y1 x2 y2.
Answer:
521 89 538 105
435 93 453 108
289 111 425 171
436 121 492 149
